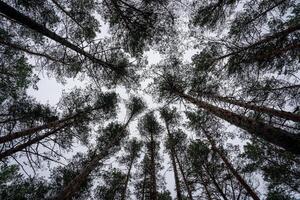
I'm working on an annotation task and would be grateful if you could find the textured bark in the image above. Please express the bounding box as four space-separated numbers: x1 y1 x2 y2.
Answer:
177 92 300 155
0 1 116 70
207 94 300 122
0 122 70 160
203 131 260 200
175 153 194 200
149 133 158 200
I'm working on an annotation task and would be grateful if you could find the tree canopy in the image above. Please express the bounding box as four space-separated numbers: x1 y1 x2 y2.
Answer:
0 0 299 199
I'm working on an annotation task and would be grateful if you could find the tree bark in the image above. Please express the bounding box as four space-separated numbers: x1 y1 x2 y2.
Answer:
0 1 116 71
175 153 194 200
203 131 260 200
206 94 300 122
176 92 300 155
0 122 70 160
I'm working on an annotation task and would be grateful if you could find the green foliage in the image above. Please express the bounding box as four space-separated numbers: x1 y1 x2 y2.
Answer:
0 164 50 200
94 168 126 200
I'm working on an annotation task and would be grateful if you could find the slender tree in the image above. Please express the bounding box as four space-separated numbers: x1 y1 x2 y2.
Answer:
138 112 163 200
54 96 146 200
0 1 125 74
119 138 143 200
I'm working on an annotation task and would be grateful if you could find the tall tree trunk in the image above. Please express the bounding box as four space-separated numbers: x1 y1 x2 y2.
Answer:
203 131 260 200
214 23 300 61
176 92 300 155
0 40 73 66
241 0 287 27
55 120 131 200
149 133 157 200
141 170 146 200
50 0 85 30
0 106 100 144
163 120 183 200
121 157 134 200
206 94 300 122
0 115 76 144
203 165 229 200
175 153 194 200
199 173 213 200
0 122 70 160
170 148 182 200
0 1 115 71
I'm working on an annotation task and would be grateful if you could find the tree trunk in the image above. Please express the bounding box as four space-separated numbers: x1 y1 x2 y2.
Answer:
207 94 300 122
176 92 300 155
175 153 194 200
0 40 73 66
0 115 75 144
204 165 229 200
203 131 260 200
121 157 134 200
170 148 182 200
240 0 287 27
199 173 213 200
51 0 85 30
0 1 115 71
0 122 70 160
149 133 157 200
55 120 131 200
163 120 183 200
0 106 100 144
214 23 300 61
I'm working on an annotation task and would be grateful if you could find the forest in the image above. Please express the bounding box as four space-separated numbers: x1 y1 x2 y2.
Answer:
0 0 299 199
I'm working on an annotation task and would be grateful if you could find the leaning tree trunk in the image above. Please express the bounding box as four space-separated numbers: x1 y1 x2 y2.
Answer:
163 120 183 200
0 122 70 160
214 23 300 61
0 105 101 144
55 119 131 200
199 173 213 200
176 92 300 155
121 156 134 200
175 153 194 200
206 94 300 123
149 133 158 200
0 40 73 66
0 115 76 144
0 1 115 71
170 148 182 200
203 164 229 200
203 130 260 200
